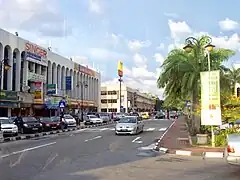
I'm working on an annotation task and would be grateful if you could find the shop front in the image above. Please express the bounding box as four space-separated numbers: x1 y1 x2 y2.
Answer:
44 96 63 116
0 90 19 117
69 99 91 114
15 92 34 116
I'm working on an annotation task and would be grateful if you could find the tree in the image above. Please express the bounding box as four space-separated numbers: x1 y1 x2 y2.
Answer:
157 36 235 133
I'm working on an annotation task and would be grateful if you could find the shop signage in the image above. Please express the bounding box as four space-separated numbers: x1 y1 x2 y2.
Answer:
33 82 43 104
45 97 62 109
47 84 57 95
0 91 18 101
0 102 18 108
25 42 48 66
65 76 72 90
74 63 96 77
28 72 46 83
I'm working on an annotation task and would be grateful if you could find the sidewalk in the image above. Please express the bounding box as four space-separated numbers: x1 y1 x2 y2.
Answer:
159 116 190 153
158 116 225 157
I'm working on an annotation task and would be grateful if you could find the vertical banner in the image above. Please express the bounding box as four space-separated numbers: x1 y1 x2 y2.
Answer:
200 70 222 125
34 82 43 104
65 76 72 90
118 61 123 77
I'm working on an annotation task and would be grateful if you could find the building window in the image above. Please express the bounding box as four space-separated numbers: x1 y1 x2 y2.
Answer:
108 99 117 103
108 91 117 95
101 91 107 95
108 108 117 112
101 109 107 112
101 99 107 103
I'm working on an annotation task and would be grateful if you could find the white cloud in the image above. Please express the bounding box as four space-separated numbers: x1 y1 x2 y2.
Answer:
168 20 192 41
88 0 103 14
0 0 70 37
88 48 127 61
219 18 239 31
212 33 240 51
128 40 151 52
133 53 147 67
154 53 164 64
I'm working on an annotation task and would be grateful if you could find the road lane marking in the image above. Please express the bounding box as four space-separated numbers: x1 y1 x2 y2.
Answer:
159 128 167 131
145 128 155 131
158 120 176 142
132 137 141 142
0 142 56 159
110 128 115 131
100 128 109 131
84 136 102 142
42 153 58 170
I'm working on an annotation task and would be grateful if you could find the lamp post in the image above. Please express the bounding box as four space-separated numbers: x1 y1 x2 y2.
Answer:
118 77 123 112
76 81 88 123
183 36 215 147
0 59 11 91
0 59 11 119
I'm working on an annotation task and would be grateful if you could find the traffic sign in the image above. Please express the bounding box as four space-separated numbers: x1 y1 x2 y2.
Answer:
58 100 66 108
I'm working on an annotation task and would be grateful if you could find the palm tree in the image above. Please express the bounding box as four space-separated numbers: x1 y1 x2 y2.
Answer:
157 36 235 133
222 66 240 95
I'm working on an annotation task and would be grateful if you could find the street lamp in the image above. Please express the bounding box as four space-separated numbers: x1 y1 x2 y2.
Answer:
183 36 215 147
76 81 88 124
0 59 11 91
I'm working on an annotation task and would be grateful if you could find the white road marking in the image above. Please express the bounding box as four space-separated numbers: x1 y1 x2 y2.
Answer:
135 141 143 144
132 136 141 142
42 153 58 170
84 135 102 142
110 128 115 131
138 144 156 150
100 128 109 131
0 142 56 159
159 128 167 131
145 128 155 131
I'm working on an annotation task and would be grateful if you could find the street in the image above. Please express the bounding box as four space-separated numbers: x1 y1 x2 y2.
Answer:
0 119 173 180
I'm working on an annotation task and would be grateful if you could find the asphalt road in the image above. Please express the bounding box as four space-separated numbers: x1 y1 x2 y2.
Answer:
0 119 173 180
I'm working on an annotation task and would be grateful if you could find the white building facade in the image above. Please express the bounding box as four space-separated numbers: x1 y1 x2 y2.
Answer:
0 28 100 117
100 84 155 113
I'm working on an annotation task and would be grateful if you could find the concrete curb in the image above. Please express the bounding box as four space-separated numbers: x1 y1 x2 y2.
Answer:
153 119 177 152
153 148 224 158
1 121 115 143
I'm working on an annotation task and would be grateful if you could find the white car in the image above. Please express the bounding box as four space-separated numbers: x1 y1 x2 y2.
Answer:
0 117 18 137
226 134 240 165
64 114 77 127
115 116 144 135
87 115 103 124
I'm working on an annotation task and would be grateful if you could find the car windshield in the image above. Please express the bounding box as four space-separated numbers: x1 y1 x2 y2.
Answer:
0 118 11 124
22 117 38 122
89 115 97 118
118 117 137 123
64 115 73 119
40 117 51 122
51 116 60 122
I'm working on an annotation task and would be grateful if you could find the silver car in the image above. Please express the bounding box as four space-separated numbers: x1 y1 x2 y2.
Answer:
115 116 144 135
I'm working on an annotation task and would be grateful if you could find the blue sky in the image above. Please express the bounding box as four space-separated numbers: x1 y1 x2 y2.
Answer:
1 0 239 97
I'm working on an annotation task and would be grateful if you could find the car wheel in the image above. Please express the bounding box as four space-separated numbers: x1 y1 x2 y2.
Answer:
15 133 18 136
115 132 118 135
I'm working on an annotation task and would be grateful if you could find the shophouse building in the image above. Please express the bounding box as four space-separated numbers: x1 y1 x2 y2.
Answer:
0 28 100 117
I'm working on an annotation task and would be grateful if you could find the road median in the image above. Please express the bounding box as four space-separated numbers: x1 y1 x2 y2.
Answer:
0 121 115 143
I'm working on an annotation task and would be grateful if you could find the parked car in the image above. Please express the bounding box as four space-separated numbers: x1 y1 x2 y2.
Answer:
155 112 165 119
115 113 125 121
140 112 150 119
86 115 103 124
0 117 18 137
14 116 43 134
115 116 144 135
225 134 240 165
38 117 61 131
97 113 110 123
63 114 77 127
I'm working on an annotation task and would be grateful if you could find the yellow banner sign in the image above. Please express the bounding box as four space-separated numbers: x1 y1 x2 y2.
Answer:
118 61 123 77
200 70 222 125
